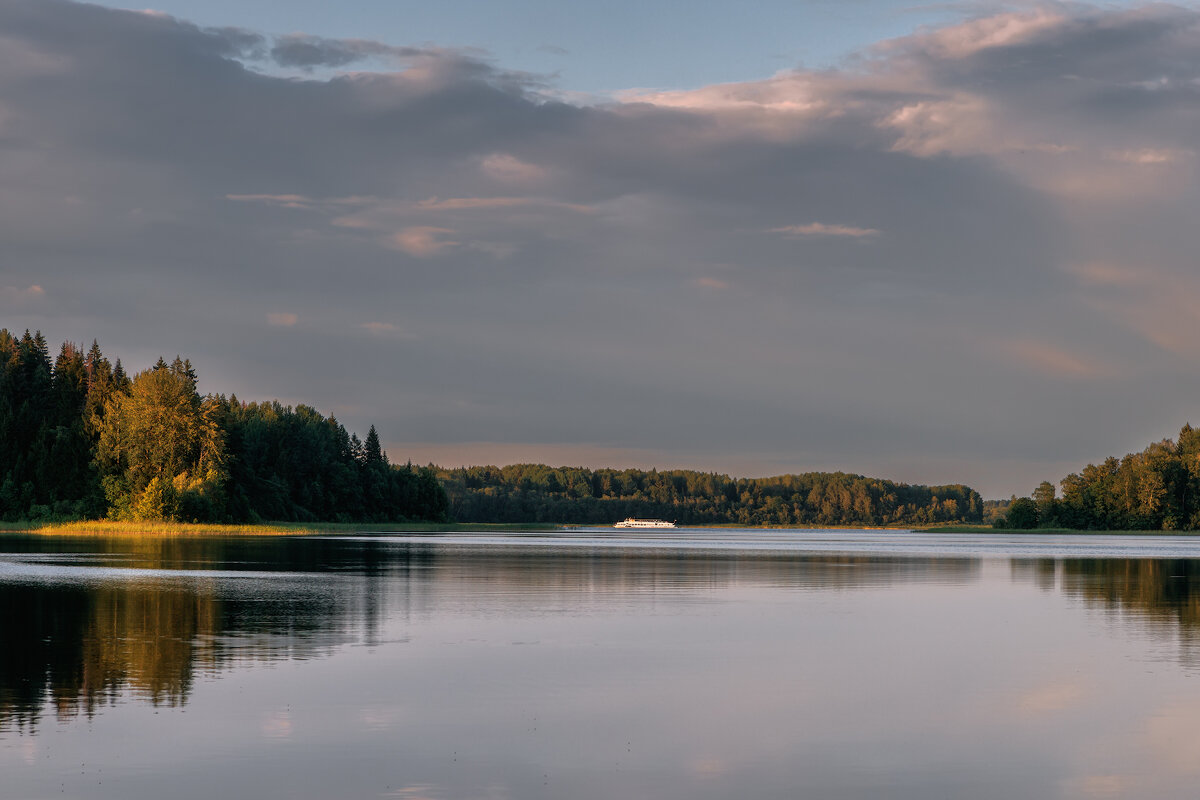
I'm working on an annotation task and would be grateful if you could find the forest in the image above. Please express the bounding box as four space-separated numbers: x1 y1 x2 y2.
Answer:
0 329 447 523
438 463 983 527
1001 424 1200 531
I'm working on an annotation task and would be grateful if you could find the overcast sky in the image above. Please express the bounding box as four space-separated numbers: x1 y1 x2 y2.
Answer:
3 0 1200 498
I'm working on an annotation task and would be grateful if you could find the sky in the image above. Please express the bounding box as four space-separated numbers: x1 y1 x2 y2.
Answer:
3 0 1200 499
81 0 970 94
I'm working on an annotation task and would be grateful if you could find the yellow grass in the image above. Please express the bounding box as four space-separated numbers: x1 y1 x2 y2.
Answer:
0 520 557 536
6 520 1195 537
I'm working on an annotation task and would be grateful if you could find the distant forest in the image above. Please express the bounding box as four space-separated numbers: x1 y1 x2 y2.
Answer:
438 464 983 527
1002 424 1200 531
0 329 447 523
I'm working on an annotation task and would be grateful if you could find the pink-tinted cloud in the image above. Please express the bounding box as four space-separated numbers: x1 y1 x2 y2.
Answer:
359 322 414 339
1105 148 1191 165
227 194 377 210
480 153 548 183
768 222 880 238
387 226 457 257
416 196 591 213
882 9 1067 61
226 193 313 206
1067 263 1200 362
994 338 1114 380
0 284 46 305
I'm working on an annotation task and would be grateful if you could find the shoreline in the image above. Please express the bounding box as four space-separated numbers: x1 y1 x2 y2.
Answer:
915 524 1200 536
0 520 558 536
2 520 1197 537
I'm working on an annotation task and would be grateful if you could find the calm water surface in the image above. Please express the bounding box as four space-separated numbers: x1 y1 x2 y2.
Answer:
4 529 1200 799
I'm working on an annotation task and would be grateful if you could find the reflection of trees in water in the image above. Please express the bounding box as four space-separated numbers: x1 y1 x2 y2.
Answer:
407 547 980 596
1010 558 1059 591
0 536 404 732
1014 558 1200 665
0 579 358 732
85 584 212 708
0 582 91 731
1012 558 1200 628
1062 559 1200 628
0 537 979 731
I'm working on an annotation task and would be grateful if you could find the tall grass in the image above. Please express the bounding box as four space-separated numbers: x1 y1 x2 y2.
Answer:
0 520 558 536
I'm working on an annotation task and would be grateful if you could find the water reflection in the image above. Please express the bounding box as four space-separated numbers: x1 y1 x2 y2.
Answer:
1010 557 1200 631
0 535 979 731
1062 558 1200 628
3 534 1200 734
0 535 409 731
7 534 1200 799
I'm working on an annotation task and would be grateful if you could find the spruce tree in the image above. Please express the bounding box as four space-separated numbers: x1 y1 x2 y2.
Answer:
364 425 385 466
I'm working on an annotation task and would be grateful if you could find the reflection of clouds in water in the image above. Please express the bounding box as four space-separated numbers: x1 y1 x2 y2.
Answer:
1054 699 1200 798
262 709 293 739
1016 679 1089 715
383 786 442 799
688 755 728 780
1064 774 1130 798
357 706 403 731
1142 704 1200 774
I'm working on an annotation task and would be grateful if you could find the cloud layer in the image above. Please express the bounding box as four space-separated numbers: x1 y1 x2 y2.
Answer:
3 0 1199 496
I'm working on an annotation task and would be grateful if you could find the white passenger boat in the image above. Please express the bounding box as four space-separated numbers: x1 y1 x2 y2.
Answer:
613 518 676 529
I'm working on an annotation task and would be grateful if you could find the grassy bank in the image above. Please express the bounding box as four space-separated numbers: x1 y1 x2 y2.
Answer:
917 524 1200 535
0 520 558 536
9 520 1197 537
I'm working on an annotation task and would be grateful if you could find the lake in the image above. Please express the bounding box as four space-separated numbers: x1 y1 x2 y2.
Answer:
4 529 1200 799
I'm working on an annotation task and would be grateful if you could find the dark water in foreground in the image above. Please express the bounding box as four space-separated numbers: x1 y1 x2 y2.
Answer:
4 529 1200 799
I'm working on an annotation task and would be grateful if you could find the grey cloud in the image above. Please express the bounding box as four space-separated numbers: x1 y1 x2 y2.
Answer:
4 0 1200 496
269 34 424 70
885 5 1200 135
957 6 1199 86
208 26 268 60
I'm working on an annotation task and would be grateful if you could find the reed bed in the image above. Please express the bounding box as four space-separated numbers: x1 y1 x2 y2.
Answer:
0 520 556 536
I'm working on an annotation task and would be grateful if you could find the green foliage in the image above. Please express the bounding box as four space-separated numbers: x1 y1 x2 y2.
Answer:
1032 481 1058 528
0 330 105 520
1021 423 1200 531
0 328 447 524
96 359 221 520
438 464 984 527
132 476 180 521
221 401 447 523
1005 497 1039 529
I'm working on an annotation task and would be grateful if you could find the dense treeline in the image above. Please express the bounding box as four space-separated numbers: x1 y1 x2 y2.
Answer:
0 329 447 523
1002 424 1200 530
439 464 983 526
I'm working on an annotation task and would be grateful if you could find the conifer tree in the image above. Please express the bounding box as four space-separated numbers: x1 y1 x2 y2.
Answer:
0 329 448 523
364 425 385 466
